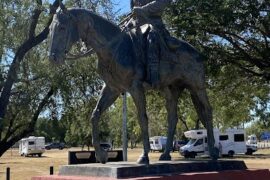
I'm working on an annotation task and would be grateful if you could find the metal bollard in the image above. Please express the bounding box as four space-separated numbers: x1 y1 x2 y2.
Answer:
50 166 54 175
6 167 10 180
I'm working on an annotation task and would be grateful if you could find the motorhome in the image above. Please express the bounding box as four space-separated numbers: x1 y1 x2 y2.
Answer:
246 134 257 155
149 136 167 152
247 134 257 145
180 129 250 158
19 136 45 157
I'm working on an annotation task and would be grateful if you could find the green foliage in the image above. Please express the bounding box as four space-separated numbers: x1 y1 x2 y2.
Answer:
164 0 270 130
1 0 269 156
0 0 118 155
108 96 141 148
35 117 66 142
246 121 269 139
166 0 270 79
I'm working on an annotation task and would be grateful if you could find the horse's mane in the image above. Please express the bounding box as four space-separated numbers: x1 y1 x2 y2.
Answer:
68 8 121 37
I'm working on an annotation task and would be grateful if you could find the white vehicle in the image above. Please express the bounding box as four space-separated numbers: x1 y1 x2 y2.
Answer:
247 134 257 145
246 134 257 155
19 136 45 157
180 129 248 158
149 136 167 152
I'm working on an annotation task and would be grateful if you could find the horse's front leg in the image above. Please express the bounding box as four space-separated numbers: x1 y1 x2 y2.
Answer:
91 84 119 164
129 82 150 165
160 86 181 161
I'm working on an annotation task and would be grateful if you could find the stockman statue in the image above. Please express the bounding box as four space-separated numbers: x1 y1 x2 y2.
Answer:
124 0 179 88
49 1 219 165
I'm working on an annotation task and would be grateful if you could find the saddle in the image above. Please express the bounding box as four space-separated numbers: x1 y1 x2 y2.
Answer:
128 24 180 85
139 24 180 50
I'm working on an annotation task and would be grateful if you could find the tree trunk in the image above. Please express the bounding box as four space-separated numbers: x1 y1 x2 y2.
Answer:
0 88 54 157
195 118 200 129
0 0 60 157
0 0 60 130
179 116 189 131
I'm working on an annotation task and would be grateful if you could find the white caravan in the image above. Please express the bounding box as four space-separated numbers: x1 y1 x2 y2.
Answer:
149 136 167 152
19 136 45 157
180 129 248 158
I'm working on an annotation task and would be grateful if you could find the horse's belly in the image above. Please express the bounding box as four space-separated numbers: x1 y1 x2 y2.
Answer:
98 63 134 91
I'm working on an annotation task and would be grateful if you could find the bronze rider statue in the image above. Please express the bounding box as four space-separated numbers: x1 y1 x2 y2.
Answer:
126 0 177 88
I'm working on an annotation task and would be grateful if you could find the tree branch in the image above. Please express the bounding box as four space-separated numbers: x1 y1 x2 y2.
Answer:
218 33 266 69
28 0 43 38
0 0 60 123
178 116 189 131
219 49 269 79
3 87 54 143
4 108 20 139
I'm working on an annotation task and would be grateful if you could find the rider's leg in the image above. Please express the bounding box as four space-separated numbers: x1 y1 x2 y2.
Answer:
147 29 160 88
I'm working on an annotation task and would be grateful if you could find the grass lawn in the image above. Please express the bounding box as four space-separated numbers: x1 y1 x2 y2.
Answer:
1 148 270 180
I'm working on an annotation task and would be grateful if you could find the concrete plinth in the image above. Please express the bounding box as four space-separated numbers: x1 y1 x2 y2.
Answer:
58 160 247 178
32 169 270 180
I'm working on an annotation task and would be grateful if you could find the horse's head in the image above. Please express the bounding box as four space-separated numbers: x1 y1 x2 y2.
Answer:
48 3 79 64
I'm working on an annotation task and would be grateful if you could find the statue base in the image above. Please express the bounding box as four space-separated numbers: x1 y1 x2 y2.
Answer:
31 160 270 180
57 160 247 178
32 170 270 180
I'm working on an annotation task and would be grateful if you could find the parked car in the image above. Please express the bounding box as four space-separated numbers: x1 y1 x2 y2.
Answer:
100 142 112 151
173 140 187 152
45 142 65 150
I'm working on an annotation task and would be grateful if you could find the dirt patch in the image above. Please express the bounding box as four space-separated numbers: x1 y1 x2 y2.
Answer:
0 148 270 180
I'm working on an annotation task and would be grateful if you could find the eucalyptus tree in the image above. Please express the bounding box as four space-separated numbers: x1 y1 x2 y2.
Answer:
166 0 270 80
0 0 63 156
164 0 270 129
0 0 118 156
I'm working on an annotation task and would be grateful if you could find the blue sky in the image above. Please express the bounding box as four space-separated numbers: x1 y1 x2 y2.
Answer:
114 0 131 14
48 0 131 14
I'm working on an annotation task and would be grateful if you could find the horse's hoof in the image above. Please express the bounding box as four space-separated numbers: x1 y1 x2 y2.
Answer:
159 153 171 161
136 155 149 165
96 149 108 164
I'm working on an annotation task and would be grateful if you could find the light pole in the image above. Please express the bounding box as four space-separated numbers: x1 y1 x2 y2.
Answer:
122 92 128 161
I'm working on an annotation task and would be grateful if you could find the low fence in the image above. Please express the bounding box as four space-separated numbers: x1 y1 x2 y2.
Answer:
257 141 270 149
5 166 54 180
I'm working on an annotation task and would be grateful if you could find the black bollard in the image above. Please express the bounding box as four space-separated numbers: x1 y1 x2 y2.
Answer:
6 167 10 180
50 166 54 175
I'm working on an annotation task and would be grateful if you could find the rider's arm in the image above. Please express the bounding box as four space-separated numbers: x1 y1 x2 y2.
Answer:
140 0 172 16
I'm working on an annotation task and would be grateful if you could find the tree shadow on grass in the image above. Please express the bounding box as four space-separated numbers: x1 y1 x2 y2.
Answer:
0 161 22 164
23 155 49 158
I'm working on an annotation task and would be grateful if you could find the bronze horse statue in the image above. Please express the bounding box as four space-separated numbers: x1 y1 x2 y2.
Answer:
48 7 219 164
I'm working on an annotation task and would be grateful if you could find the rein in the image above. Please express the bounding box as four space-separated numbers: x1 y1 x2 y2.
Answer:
65 12 134 60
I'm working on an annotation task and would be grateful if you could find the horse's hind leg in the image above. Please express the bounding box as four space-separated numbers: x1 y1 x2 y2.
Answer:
91 85 119 164
159 86 181 161
129 82 150 164
190 87 219 160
